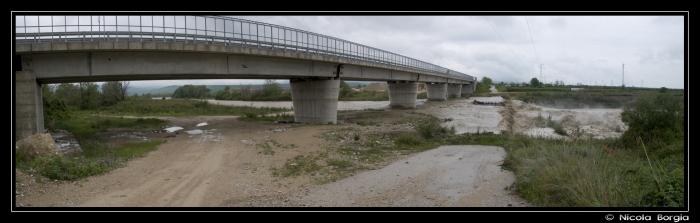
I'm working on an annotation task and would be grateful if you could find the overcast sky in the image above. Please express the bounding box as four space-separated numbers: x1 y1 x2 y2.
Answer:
18 14 687 89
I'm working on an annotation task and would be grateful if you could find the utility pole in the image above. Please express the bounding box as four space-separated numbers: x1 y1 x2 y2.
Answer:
622 63 625 88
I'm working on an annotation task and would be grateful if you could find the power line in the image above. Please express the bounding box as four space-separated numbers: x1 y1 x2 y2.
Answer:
525 16 540 65
484 16 527 69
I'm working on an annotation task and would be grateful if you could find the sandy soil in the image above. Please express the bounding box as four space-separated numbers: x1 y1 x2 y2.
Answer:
14 93 626 209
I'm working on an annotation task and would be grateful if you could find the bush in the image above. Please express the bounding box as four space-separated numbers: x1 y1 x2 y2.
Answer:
395 133 421 146
642 166 684 207
416 119 439 139
619 92 684 151
43 95 71 128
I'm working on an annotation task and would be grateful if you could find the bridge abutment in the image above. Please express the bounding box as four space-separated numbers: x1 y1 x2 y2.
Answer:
447 84 462 98
426 83 447 101
15 71 44 142
290 78 340 124
387 81 418 109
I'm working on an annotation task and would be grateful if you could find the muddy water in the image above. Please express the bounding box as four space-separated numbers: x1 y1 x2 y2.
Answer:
516 102 627 139
206 99 427 111
202 97 624 139
417 97 505 135
416 96 626 139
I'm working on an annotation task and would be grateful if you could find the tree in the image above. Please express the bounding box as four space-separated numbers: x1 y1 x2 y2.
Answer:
339 80 352 97
101 81 130 106
55 83 80 107
530 78 542 88
78 82 100 110
172 85 211 99
262 79 282 98
482 76 493 85
215 86 233 100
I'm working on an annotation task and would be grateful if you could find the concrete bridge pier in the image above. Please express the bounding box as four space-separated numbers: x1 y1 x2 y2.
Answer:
426 83 447 101
462 82 475 95
447 84 462 98
15 71 44 142
387 81 418 109
290 77 340 124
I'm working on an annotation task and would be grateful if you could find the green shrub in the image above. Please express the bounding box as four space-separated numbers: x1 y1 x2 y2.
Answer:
416 119 440 139
619 92 684 151
43 95 71 128
642 166 684 207
395 133 421 146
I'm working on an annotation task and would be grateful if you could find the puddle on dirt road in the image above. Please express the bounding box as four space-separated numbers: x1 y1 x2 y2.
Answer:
186 129 204 134
196 122 208 127
164 126 183 132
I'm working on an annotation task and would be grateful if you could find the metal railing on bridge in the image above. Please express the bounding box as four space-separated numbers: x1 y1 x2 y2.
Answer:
15 15 474 81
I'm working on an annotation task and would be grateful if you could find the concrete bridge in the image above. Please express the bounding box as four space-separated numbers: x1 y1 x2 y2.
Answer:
14 15 477 142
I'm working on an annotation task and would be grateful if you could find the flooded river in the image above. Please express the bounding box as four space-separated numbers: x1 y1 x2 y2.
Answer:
174 97 625 139
205 99 427 111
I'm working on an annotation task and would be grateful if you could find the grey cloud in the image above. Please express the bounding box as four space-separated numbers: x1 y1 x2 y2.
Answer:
549 16 566 29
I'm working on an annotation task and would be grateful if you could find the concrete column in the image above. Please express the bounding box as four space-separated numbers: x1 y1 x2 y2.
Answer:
387 81 418 109
426 83 447 101
447 84 462 98
15 71 44 142
290 78 340 124
462 82 475 94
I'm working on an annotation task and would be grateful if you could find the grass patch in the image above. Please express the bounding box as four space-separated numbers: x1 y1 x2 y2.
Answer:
16 140 163 181
95 98 290 117
394 133 421 147
17 109 168 181
114 141 163 159
326 159 352 169
271 154 321 177
52 111 167 140
260 143 275 155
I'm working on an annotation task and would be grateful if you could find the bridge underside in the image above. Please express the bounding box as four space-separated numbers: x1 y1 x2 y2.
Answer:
15 43 477 141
